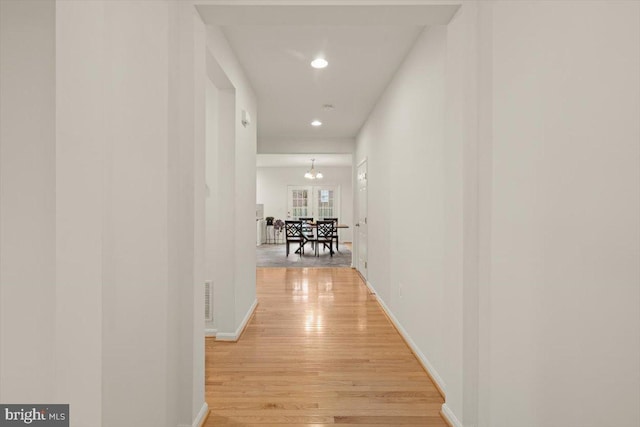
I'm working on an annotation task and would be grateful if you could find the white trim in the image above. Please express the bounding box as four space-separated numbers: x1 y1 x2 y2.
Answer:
365 280 376 295
177 402 209 427
193 403 209 427
215 298 258 341
371 283 447 394
441 403 463 427
204 328 217 337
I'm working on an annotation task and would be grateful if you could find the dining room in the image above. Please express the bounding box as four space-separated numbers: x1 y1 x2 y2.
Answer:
256 153 353 267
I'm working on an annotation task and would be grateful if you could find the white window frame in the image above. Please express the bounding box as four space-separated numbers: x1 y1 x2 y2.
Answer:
287 185 340 220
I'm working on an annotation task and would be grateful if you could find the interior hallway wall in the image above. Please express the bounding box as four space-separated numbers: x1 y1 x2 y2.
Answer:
205 24 258 339
259 137 355 154
0 1 211 426
477 2 640 426
355 22 454 405
205 79 237 336
355 2 640 427
0 0 57 403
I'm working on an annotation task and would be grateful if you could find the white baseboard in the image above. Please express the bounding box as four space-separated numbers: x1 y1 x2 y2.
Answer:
193 402 209 427
441 403 463 427
370 283 447 396
215 298 258 342
177 403 209 427
204 328 217 337
365 280 376 295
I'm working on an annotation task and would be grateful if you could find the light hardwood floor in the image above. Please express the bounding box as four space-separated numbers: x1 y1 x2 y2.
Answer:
204 267 446 426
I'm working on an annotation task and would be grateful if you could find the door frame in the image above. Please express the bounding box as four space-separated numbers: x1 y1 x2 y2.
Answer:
355 157 368 278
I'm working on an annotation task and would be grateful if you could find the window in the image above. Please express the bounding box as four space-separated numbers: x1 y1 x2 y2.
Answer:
289 188 309 219
316 189 335 219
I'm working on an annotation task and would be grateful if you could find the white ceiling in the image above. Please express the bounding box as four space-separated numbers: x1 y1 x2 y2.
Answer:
257 153 352 168
222 25 423 139
197 3 460 141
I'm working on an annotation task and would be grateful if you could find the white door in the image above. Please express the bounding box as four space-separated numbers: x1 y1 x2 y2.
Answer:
287 186 311 219
312 186 339 220
356 160 368 279
287 185 340 220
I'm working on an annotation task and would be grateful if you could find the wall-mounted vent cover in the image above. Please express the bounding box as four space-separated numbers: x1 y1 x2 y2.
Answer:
204 281 214 322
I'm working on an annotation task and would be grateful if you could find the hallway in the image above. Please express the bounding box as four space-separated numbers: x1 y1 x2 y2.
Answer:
205 268 446 426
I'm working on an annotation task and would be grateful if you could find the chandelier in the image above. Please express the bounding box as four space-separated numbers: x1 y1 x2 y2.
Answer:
304 158 323 180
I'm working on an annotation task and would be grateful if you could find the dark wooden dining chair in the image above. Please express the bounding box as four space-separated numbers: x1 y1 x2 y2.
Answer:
299 217 315 251
284 220 304 256
324 217 339 250
314 220 334 257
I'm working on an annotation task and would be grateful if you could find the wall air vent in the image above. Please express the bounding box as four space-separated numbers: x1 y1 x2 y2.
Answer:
204 281 214 322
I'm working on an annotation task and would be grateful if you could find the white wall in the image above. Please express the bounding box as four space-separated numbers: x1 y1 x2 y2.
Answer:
1 1 210 426
55 0 106 422
442 5 467 423
205 78 237 336
479 2 640 426
356 2 640 427
205 24 258 339
355 21 454 406
205 80 221 333
0 0 57 403
259 137 355 154
175 3 208 423
256 166 353 242
100 3 175 425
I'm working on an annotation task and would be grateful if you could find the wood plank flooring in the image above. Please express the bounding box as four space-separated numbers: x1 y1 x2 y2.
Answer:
204 267 446 427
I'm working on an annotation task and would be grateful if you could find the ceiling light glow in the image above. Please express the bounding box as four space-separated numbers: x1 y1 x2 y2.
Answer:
311 58 328 69
311 120 322 127
305 159 323 180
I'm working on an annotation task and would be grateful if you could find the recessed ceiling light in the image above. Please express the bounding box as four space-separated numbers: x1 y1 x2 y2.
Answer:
311 120 322 127
311 58 328 69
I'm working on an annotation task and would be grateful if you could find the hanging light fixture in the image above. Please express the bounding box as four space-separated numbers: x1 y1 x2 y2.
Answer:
304 158 323 180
